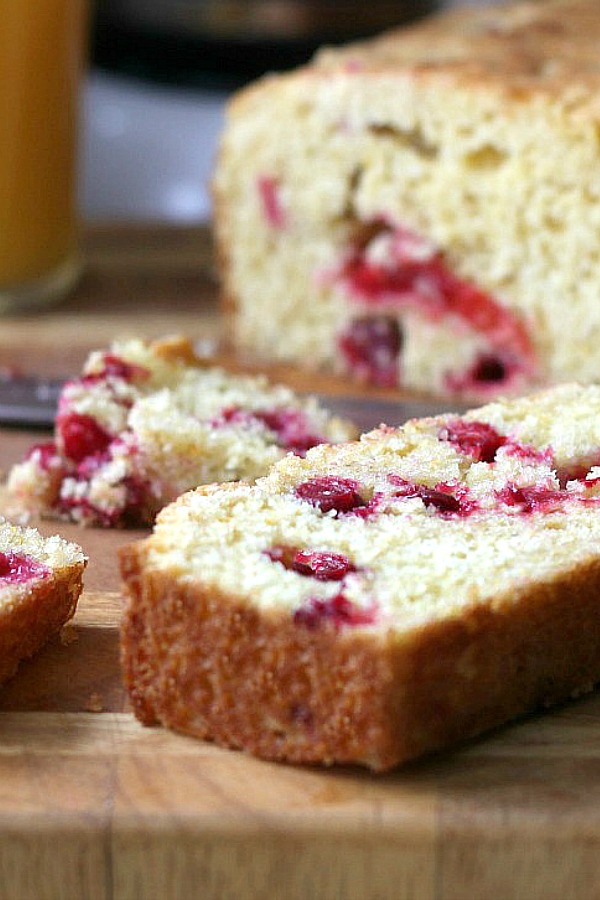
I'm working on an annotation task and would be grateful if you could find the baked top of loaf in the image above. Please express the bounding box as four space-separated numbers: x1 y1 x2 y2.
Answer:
279 0 600 96
121 382 600 770
7 335 356 527
0 517 86 686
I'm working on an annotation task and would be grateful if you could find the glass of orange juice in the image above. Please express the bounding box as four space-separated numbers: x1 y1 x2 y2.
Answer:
0 0 87 313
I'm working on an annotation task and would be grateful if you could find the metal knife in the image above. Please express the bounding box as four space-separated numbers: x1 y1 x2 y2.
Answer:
0 373 466 431
0 373 64 429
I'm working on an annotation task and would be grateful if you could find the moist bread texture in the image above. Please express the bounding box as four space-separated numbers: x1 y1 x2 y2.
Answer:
7 335 356 527
0 518 86 686
121 382 600 770
213 0 600 400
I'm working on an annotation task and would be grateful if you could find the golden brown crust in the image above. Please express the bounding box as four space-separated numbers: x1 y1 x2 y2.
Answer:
312 0 600 97
223 1 600 116
119 537 600 771
0 563 85 687
120 541 396 768
383 556 600 763
149 335 208 368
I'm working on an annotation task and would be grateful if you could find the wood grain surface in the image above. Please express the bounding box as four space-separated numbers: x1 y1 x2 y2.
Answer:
1 225 600 900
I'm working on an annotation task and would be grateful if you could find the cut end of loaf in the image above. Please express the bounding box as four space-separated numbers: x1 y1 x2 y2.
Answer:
214 0 600 400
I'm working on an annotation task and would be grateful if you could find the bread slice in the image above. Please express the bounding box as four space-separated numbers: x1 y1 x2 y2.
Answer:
213 0 600 400
7 335 356 527
120 382 600 770
0 518 86 686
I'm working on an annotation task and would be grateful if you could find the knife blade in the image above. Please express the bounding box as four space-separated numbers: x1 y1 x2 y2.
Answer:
0 373 467 431
0 373 64 429
323 394 468 433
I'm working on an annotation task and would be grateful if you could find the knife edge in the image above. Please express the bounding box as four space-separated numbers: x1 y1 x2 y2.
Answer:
0 374 465 432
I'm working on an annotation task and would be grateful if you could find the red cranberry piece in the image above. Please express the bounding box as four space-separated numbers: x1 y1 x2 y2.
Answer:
80 355 149 387
214 407 323 456
411 486 460 514
446 352 515 395
257 175 286 229
60 465 152 527
471 354 507 384
496 483 563 514
439 418 507 464
338 315 403 388
503 441 553 466
341 239 434 303
76 449 112 478
337 223 535 387
389 477 461 515
444 274 504 334
99 354 149 382
293 593 377 629
57 413 113 463
295 476 366 514
255 408 323 456
56 492 120 527
0 551 50 584
25 441 60 471
215 407 252 426
266 545 356 581
293 550 355 581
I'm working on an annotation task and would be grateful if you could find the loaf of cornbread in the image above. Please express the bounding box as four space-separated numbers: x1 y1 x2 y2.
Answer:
7 336 356 527
121 382 600 770
0 518 86 686
213 0 600 400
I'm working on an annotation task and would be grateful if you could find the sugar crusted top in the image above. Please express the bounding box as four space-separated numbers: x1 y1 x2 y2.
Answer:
312 0 600 100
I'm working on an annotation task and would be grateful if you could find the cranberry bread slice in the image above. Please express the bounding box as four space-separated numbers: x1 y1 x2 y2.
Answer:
214 0 600 400
121 382 600 771
7 336 356 527
0 518 86 686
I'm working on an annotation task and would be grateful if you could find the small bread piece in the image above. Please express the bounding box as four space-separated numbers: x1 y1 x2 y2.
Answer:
213 0 600 400
0 518 86 686
120 382 600 771
7 335 357 527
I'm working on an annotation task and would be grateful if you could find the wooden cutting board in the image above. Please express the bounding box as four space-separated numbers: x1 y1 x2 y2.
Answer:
1 226 600 900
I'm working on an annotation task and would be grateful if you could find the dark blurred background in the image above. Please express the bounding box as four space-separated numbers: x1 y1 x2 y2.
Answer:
81 1 493 223
91 0 444 86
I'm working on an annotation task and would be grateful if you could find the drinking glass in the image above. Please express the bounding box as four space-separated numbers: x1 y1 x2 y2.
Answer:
0 0 87 313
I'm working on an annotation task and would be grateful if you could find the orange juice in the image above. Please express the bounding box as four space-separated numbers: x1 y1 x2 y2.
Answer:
0 0 86 309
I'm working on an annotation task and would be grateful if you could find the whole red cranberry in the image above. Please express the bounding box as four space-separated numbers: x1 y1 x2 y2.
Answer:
438 418 506 464
295 477 366 514
58 412 112 463
338 315 403 388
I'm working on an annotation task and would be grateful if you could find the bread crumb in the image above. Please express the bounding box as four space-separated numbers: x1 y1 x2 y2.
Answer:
59 623 79 646
84 692 104 713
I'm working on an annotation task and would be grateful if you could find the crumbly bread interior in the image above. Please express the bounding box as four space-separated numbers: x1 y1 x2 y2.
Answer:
142 383 600 630
0 518 84 575
214 0 600 398
0 514 84 561
0 517 86 685
121 382 600 769
7 336 356 526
